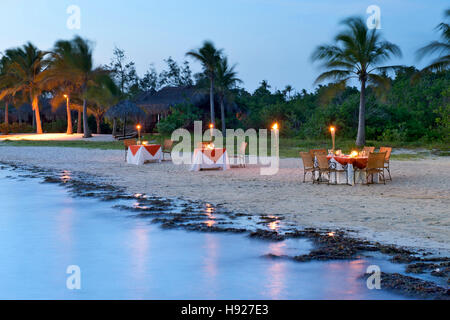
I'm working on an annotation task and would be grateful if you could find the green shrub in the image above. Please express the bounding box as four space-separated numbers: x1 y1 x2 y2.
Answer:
156 103 202 136
0 122 34 134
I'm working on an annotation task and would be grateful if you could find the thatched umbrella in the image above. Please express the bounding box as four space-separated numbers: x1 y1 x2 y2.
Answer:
106 100 146 136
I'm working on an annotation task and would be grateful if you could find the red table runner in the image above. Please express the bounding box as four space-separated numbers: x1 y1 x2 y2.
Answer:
201 148 226 163
129 145 161 157
327 155 368 169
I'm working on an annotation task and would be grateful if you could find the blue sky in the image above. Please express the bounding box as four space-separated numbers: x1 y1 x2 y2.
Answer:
0 0 448 92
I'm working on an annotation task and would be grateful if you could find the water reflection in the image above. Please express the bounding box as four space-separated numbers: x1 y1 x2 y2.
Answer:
202 233 219 298
204 203 217 227
264 242 287 299
60 170 72 183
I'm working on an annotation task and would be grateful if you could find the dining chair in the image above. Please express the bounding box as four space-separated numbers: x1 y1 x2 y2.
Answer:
362 146 375 155
314 154 331 184
230 141 248 168
356 152 386 185
162 139 174 161
379 147 392 181
123 139 137 162
309 149 327 157
300 152 316 183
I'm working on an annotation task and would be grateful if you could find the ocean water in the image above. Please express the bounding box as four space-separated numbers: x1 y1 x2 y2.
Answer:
0 168 412 300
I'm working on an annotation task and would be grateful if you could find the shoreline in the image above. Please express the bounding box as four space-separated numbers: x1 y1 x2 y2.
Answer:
0 145 449 255
1 160 449 299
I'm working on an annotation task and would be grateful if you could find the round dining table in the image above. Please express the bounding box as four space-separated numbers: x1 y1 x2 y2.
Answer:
316 154 373 185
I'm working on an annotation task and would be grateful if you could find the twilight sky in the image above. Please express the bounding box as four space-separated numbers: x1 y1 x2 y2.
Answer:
0 0 448 92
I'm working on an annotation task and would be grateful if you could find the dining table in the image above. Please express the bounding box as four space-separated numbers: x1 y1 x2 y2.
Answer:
190 147 230 171
127 144 163 165
314 154 377 185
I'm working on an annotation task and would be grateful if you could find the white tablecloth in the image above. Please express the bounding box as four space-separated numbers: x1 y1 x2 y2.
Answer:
127 145 162 165
190 148 230 171
314 157 379 185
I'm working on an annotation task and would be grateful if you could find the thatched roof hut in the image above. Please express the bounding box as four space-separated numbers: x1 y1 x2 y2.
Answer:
106 100 146 120
134 86 207 115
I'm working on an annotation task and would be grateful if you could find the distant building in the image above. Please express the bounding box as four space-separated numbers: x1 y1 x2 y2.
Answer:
134 86 208 132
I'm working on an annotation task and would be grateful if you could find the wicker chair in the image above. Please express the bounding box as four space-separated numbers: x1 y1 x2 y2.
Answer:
162 139 174 161
230 141 248 168
309 149 327 157
356 152 386 185
362 146 375 155
314 154 332 184
379 147 392 181
300 152 316 183
123 138 137 162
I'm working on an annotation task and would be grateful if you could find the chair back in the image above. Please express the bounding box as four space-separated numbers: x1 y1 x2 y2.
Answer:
163 139 174 151
309 149 327 157
316 154 329 170
367 152 386 169
239 142 248 155
379 147 392 161
123 139 136 149
363 146 375 154
300 152 314 169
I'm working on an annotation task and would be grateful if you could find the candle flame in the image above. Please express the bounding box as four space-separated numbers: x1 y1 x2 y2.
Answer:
330 126 335 132
350 150 358 157
272 123 279 130
137 124 141 130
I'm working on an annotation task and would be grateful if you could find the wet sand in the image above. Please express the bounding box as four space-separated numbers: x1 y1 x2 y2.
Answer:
0 146 448 255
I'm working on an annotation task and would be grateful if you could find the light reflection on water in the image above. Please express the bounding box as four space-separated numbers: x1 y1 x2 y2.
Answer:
0 169 412 300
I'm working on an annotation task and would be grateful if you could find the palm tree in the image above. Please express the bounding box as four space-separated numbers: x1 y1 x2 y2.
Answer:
49 36 105 138
215 57 242 135
86 75 120 134
0 43 51 134
311 17 401 146
0 56 13 133
186 41 223 126
283 85 294 100
417 9 449 72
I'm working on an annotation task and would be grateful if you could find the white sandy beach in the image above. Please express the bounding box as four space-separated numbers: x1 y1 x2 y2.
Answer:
0 145 449 255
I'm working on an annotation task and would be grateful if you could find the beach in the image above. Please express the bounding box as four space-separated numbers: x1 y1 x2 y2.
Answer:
0 146 449 255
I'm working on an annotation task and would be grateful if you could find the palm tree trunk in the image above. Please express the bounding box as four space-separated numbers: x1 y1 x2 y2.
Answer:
210 77 215 126
66 99 73 135
220 97 226 137
96 116 101 134
122 117 127 136
77 110 82 133
82 98 91 138
356 79 366 146
112 118 117 136
4 103 9 134
32 95 43 134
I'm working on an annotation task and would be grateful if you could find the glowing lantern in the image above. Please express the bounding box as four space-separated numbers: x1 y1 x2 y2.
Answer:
136 124 142 142
350 150 359 158
329 126 336 151
272 123 279 130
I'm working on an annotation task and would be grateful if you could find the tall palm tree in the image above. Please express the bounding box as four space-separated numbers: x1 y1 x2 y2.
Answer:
86 74 120 134
283 85 294 100
215 57 242 135
417 9 450 72
312 17 401 146
49 36 105 138
0 43 51 134
0 56 13 133
186 41 223 126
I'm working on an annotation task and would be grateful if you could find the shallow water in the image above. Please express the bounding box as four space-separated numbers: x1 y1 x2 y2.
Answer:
0 168 413 299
